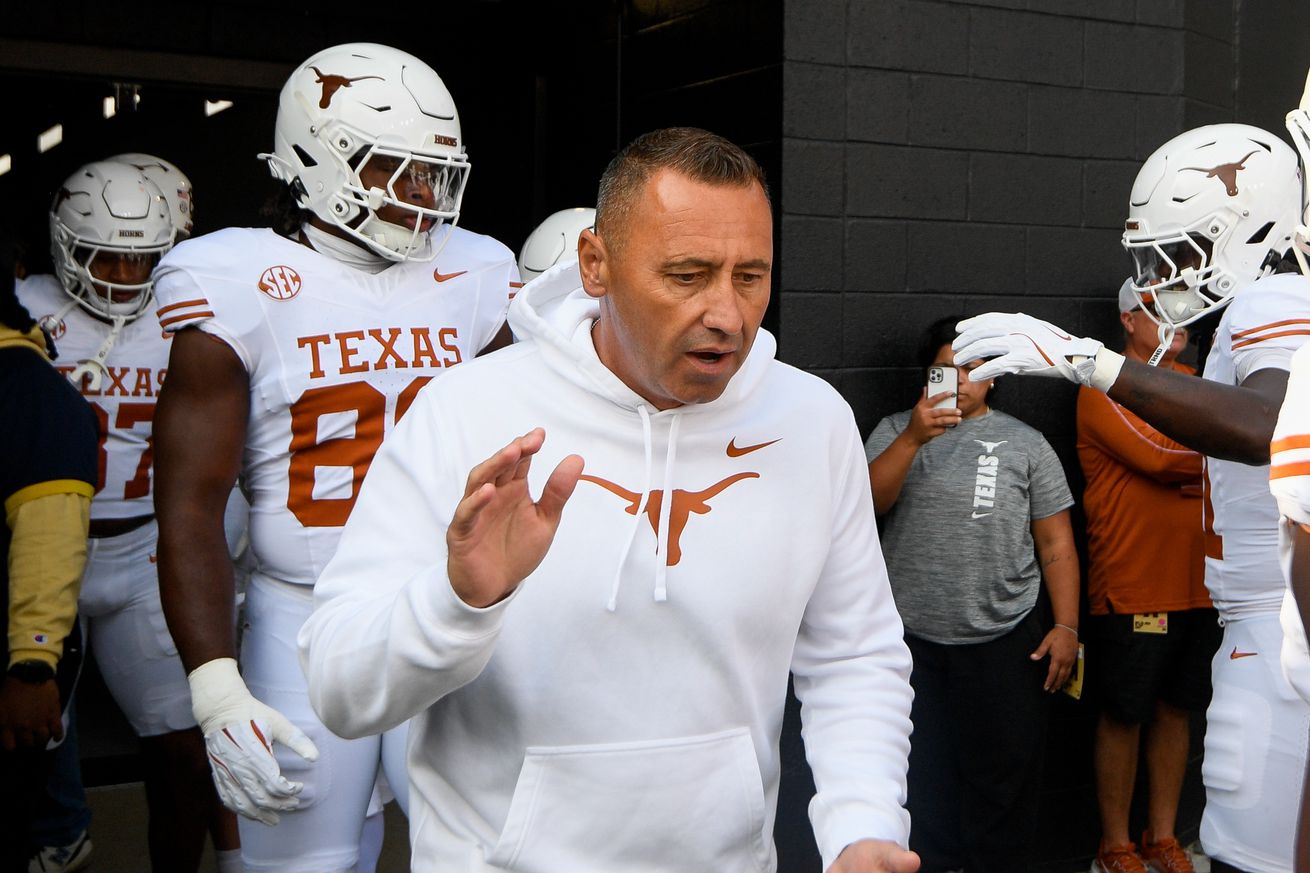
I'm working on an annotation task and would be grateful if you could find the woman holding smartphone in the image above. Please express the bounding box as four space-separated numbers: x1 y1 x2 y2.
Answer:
865 314 1080 873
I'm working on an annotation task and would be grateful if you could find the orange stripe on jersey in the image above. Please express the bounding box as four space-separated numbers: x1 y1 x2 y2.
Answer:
1232 328 1310 350
1232 318 1310 340
1270 461 1310 480
509 282 525 289
156 298 210 317
1272 435 1310 455
159 310 216 328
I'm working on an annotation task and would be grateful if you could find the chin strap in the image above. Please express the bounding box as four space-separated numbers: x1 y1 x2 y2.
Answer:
68 315 128 391
1145 320 1176 368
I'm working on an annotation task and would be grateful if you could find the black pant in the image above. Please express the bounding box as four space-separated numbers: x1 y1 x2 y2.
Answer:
905 608 1050 873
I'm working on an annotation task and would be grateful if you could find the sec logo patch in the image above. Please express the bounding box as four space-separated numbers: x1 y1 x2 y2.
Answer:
259 265 302 300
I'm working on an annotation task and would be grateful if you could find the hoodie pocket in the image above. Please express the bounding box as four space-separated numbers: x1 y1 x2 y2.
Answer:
485 727 770 873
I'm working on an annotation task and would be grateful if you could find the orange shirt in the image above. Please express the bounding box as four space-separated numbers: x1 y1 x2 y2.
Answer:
1076 366 1208 615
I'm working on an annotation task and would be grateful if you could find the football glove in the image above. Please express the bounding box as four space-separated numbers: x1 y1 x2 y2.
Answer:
187 657 319 825
952 312 1124 391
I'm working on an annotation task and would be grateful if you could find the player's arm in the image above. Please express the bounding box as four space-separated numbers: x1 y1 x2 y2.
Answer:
154 328 247 670
1028 510 1080 693
953 313 1284 464
1106 360 1286 464
155 327 318 824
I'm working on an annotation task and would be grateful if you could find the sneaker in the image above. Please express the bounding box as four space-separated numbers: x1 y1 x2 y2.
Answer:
1092 841 1149 873
28 830 92 873
1141 832 1195 873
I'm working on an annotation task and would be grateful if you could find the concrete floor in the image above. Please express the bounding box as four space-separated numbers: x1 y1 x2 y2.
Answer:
83 782 411 872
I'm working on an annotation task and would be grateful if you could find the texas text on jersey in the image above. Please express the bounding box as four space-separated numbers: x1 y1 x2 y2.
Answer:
17 273 169 520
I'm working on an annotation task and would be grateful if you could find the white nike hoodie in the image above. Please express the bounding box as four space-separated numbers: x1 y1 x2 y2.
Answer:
299 261 913 872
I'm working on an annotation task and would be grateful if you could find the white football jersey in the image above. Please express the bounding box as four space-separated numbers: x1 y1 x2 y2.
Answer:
1203 273 1310 618
1271 341 1310 703
17 273 170 520
152 227 515 588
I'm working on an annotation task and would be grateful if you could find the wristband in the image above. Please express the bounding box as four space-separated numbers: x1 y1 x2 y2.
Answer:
1088 348 1125 393
1054 623 1079 638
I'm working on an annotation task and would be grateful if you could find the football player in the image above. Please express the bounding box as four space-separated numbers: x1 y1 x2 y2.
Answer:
1266 69 1310 873
151 43 519 873
953 123 1308 873
517 207 595 282
17 160 239 871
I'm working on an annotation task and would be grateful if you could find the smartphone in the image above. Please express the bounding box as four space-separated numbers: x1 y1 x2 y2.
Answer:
926 366 958 411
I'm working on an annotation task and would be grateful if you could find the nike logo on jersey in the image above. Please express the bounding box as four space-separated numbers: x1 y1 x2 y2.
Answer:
971 511 992 519
1229 647 1258 660
433 269 468 283
726 437 781 457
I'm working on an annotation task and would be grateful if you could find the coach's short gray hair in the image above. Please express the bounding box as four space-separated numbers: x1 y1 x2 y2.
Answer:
595 128 770 251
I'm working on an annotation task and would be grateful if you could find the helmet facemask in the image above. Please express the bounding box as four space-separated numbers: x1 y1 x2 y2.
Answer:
58 238 165 321
326 131 468 262
1123 224 1224 327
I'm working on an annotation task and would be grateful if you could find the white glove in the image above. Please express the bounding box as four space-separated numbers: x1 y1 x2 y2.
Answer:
188 657 320 825
952 312 1124 391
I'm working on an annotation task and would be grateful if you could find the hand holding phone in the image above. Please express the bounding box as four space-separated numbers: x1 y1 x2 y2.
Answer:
926 366 958 410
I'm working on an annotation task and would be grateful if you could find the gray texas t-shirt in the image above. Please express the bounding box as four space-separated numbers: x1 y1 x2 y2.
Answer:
865 409 1073 644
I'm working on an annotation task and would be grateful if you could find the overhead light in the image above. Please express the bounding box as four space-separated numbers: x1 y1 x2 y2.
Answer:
103 96 116 119
38 124 63 153
205 99 234 117
0 154 10 177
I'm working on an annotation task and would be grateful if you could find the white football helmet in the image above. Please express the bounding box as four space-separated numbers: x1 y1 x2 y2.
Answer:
1122 123 1300 327
49 160 175 322
518 207 595 281
261 42 469 262
111 152 194 239
1284 68 1310 276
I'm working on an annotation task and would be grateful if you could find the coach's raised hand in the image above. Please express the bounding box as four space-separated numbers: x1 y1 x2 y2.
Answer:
447 428 584 608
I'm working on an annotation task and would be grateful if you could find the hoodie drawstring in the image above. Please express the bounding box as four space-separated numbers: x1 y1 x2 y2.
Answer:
653 414 680 603
604 406 683 610
607 405 654 612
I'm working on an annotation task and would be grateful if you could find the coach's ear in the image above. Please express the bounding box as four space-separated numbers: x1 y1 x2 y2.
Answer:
577 227 610 301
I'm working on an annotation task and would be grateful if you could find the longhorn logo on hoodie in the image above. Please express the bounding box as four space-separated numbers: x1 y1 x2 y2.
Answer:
581 472 759 565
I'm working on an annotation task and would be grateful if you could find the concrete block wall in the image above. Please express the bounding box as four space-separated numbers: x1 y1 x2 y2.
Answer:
779 0 1251 458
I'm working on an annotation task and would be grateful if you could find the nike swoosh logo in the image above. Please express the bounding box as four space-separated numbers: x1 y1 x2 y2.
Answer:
1229 647 1258 660
971 512 992 519
433 270 468 283
148 554 157 563
726 437 781 457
